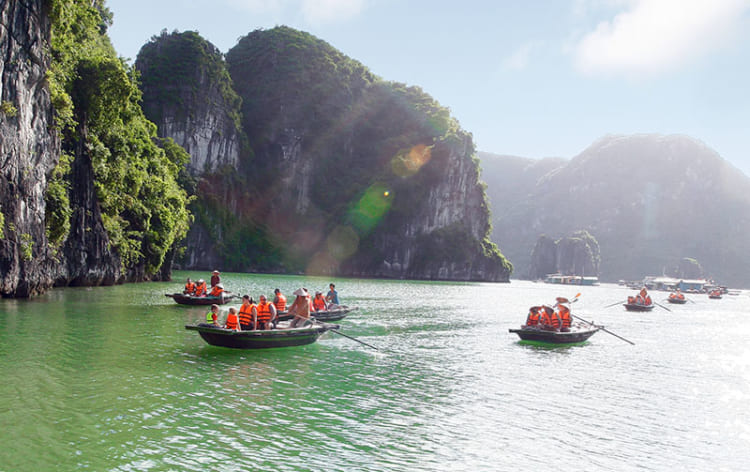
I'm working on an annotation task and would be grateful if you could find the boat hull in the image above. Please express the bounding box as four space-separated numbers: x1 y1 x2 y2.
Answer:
277 306 354 322
667 298 687 304
509 327 599 345
185 324 337 349
623 303 654 312
167 293 233 305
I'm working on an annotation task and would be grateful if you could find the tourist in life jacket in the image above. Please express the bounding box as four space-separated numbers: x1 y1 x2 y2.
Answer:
555 297 572 332
183 278 196 295
525 306 541 327
194 279 207 297
312 291 327 311
636 287 652 306
252 295 277 330
669 289 685 300
224 307 239 330
208 283 224 297
210 270 221 288
273 288 287 312
540 305 561 331
238 295 255 331
205 304 220 326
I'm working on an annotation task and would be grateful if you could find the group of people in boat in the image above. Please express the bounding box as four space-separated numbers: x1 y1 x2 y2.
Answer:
203 284 342 331
628 287 652 306
523 297 573 332
183 270 224 297
668 289 686 301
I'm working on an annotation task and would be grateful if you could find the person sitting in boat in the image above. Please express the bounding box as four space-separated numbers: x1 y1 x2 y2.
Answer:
325 283 340 308
224 307 239 331
210 270 221 288
555 297 572 332
194 279 208 297
312 291 328 311
273 288 287 312
539 305 561 331
238 295 256 331
208 283 224 297
524 306 541 327
635 287 652 306
252 295 277 330
183 278 196 295
204 304 220 327
287 288 312 328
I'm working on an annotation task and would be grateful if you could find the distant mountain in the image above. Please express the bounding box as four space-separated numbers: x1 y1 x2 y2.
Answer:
480 134 750 287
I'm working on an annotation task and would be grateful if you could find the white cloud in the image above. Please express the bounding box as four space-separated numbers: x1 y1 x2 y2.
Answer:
300 0 367 25
574 0 750 78
503 42 538 70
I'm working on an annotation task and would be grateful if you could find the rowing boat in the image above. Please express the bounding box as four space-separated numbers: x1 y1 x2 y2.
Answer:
276 305 356 322
185 322 339 349
165 292 235 305
509 325 600 345
623 302 654 312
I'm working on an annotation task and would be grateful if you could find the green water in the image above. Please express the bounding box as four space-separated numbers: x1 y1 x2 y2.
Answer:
1 272 749 471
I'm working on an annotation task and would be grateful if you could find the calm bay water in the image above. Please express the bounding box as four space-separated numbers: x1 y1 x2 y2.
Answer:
1 272 748 471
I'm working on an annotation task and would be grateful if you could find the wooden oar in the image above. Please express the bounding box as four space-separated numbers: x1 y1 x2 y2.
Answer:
316 321 379 351
602 300 626 309
572 314 635 345
654 302 671 312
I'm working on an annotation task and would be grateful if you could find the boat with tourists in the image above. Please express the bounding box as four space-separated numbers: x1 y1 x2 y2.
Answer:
623 302 655 312
667 291 688 304
166 292 235 305
185 321 340 349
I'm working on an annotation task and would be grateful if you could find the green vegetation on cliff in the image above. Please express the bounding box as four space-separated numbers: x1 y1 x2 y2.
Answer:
46 0 190 275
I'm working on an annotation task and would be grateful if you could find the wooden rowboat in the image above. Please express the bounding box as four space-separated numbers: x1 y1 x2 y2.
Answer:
509 325 600 345
623 302 654 312
166 292 235 305
185 322 339 349
666 296 687 304
276 305 355 322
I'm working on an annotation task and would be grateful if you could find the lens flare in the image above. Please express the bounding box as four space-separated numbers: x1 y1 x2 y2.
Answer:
391 144 432 178
349 183 393 235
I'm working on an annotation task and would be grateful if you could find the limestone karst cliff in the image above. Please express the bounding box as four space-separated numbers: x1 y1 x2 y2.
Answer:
0 0 57 297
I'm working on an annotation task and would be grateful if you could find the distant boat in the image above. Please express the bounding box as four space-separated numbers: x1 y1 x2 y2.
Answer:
544 274 599 286
667 293 688 304
276 305 356 322
166 292 235 305
623 302 654 312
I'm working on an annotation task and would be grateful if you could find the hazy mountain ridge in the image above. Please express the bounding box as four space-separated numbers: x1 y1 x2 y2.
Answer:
481 134 750 287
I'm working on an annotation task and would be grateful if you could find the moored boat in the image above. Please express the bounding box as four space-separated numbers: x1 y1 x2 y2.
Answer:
509 325 600 345
623 302 654 312
166 292 235 305
185 322 339 349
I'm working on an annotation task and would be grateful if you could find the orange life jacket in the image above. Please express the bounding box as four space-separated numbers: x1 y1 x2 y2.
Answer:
558 307 571 328
184 282 196 293
194 283 207 296
209 286 223 297
540 307 560 329
239 303 254 327
525 309 540 326
273 294 287 312
256 302 273 323
225 312 239 330
313 296 327 311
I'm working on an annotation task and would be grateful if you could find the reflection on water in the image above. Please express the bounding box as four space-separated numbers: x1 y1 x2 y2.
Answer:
0 274 749 471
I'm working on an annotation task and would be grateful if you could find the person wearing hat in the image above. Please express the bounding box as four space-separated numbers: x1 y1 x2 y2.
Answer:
208 283 224 297
287 288 312 328
554 297 572 332
210 270 221 288
194 279 208 297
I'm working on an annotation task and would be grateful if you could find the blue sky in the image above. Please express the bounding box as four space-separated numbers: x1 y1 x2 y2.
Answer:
106 0 750 176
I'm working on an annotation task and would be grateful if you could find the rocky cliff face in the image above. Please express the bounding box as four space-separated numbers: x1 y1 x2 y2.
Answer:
528 232 601 279
136 31 243 176
482 135 750 287
0 0 57 297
